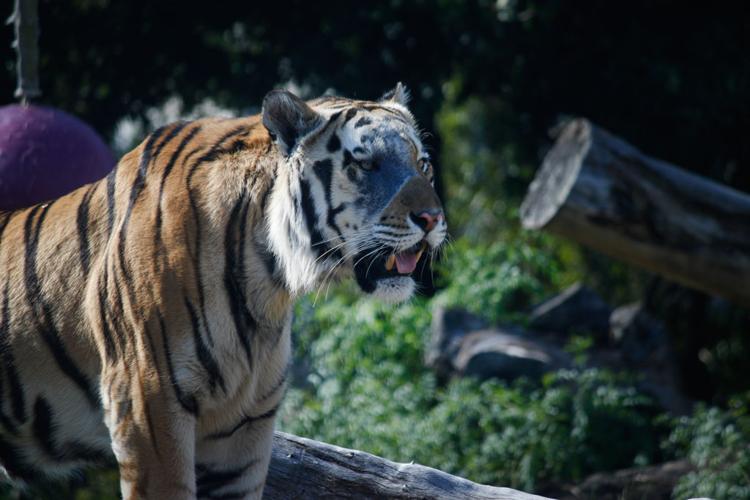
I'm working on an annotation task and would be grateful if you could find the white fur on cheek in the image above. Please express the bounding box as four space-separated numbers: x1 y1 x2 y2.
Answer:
266 160 325 295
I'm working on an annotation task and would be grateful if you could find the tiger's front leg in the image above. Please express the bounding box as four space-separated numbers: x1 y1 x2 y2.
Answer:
101 366 198 500
195 410 277 500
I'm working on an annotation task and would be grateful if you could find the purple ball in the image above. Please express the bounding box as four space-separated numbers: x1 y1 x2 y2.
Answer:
0 104 116 211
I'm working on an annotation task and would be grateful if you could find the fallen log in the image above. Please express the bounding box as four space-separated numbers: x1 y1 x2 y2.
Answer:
264 432 551 499
520 118 750 306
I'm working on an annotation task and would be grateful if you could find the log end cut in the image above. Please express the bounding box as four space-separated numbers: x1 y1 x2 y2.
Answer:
520 119 592 229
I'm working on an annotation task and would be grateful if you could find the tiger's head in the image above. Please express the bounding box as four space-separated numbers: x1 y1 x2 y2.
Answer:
263 84 446 302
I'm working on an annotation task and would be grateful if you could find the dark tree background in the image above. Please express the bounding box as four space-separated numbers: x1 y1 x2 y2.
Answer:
2 0 748 191
2 0 749 409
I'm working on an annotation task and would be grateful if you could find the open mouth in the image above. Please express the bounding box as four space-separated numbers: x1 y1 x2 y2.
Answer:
353 241 428 293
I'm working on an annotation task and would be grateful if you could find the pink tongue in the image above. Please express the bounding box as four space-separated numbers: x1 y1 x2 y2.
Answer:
395 252 419 274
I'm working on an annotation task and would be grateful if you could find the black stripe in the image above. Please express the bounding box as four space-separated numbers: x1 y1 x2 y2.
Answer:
344 108 358 123
375 228 413 237
0 372 19 435
58 440 112 464
343 149 355 167
354 116 372 128
327 110 343 123
105 246 135 355
227 138 247 154
76 185 96 273
182 145 204 167
114 126 171 329
23 204 99 407
300 177 337 259
184 185 216 348
155 125 202 241
0 435 39 482
32 396 56 457
190 126 248 170
187 197 216 348
360 104 408 117
305 110 343 145
312 159 334 198
185 298 225 393
256 366 289 404
312 159 346 242
206 404 279 440
119 125 170 246
137 126 172 183
254 184 285 288
328 204 346 235
224 193 256 368
97 261 122 361
152 122 188 161
106 170 116 237
326 132 341 152
142 399 162 460
33 395 110 463
0 212 12 243
253 238 282 287
157 310 199 415
105 269 134 355
196 458 259 498
0 283 26 424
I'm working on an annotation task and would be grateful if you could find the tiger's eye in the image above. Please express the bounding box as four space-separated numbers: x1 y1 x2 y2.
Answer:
359 159 376 171
419 159 432 175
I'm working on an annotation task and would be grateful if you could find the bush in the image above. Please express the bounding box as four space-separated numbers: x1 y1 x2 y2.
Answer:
434 236 573 324
664 403 750 500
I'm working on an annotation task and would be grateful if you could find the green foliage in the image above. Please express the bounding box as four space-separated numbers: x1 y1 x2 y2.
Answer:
664 405 750 500
435 236 568 324
283 286 666 490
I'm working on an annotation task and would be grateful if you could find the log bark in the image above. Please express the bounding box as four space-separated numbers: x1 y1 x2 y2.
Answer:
264 432 551 499
520 118 750 306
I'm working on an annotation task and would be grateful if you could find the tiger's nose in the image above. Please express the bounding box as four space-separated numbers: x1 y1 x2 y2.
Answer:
409 210 444 233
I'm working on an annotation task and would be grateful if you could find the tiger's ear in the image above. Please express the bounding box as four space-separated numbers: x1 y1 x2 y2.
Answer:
262 89 322 157
378 82 410 107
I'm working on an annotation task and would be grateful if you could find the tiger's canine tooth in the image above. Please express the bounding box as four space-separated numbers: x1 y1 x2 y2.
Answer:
415 241 427 262
385 254 396 271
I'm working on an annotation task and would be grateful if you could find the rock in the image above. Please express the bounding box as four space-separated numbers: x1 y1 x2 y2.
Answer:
529 283 612 340
427 306 489 379
454 329 571 381
428 307 571 383
570 460 693 500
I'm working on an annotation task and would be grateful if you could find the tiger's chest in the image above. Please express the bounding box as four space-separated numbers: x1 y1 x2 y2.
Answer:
187 310 293 440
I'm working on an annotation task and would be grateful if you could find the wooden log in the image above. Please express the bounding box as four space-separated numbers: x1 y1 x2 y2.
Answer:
520 118 750 306
264 432 551 499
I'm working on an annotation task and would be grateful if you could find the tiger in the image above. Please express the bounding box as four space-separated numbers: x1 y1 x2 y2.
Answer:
0 83 446 499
